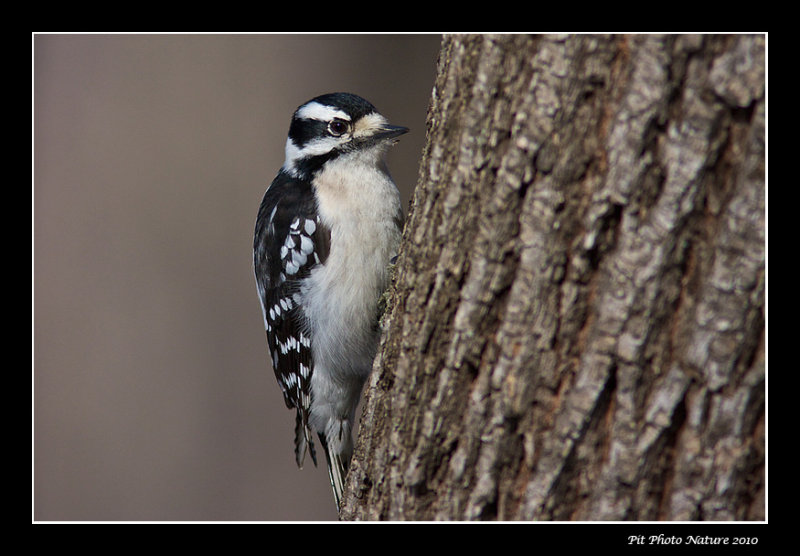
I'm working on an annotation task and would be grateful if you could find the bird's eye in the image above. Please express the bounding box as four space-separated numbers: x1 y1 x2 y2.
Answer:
328 120 349 137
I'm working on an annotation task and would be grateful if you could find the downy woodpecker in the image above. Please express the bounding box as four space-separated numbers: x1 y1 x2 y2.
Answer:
253 93 406 508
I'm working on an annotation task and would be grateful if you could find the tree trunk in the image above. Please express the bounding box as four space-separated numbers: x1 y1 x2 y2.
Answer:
339 34 765 521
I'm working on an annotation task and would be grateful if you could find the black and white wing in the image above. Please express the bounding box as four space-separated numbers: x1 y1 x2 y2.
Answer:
253 171 330 468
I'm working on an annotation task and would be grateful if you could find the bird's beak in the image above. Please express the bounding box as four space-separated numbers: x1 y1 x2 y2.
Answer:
351 119 409 150
372 124 409 142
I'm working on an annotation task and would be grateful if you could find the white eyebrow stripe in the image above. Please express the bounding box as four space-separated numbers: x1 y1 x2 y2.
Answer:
296 101 351 122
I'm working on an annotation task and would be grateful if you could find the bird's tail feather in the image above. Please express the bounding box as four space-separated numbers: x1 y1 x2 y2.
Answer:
318 433 349 510
294 411 317 468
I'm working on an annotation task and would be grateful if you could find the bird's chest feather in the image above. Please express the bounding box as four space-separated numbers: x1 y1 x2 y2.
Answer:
302 154 402 370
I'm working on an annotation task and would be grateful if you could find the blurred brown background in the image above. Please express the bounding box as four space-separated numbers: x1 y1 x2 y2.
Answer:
34 33 442 521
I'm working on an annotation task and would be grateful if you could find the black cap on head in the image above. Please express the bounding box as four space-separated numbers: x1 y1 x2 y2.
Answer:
302 92 378 121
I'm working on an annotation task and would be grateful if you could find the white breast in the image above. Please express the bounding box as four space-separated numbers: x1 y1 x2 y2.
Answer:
303 148 403 382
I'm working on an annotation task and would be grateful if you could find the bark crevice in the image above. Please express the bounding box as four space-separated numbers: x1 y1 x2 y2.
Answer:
339 33 765 522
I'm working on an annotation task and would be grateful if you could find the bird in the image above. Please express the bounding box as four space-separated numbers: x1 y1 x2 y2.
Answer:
253 92 407 509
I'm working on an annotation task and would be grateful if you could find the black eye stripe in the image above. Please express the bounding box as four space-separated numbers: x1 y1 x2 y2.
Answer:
288 117 353 146
288 119 328 149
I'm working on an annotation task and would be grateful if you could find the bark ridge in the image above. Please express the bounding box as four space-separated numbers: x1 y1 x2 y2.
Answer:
340 34 765 521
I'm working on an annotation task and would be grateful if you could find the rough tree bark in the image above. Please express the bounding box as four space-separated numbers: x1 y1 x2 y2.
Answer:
339 34 765 521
